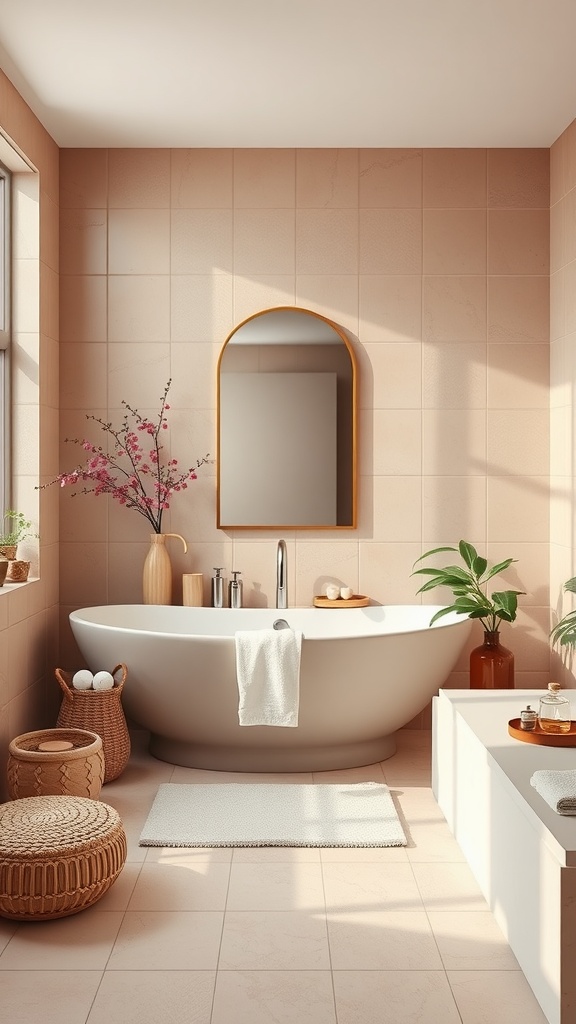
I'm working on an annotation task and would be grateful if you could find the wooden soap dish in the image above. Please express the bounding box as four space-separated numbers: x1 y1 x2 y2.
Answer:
313 595 369 609
508 718 576 747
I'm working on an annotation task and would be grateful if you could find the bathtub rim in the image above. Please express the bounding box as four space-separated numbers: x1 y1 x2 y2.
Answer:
69 603 471 643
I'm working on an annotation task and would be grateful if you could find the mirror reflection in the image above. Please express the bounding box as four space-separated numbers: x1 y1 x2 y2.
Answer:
217 307 357 529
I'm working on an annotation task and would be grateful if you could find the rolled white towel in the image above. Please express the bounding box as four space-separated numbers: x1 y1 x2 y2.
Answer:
92 670 115 691
72 669 93 690
530 769 576 815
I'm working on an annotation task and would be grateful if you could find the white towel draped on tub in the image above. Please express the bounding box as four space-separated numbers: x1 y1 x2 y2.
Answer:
530 769 576 815
235 628 303 727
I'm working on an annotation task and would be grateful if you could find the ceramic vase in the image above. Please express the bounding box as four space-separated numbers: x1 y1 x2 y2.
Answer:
470 630 514 689
142 533 187 605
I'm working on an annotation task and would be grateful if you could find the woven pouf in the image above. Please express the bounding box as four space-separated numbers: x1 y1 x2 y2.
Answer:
7 728 105 800
0 795 127 921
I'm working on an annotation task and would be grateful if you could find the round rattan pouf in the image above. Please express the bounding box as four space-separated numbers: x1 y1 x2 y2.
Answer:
7 728 105 800
0 795 127 921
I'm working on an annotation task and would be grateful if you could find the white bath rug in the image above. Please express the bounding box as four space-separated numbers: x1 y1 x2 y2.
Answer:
139 782 407 848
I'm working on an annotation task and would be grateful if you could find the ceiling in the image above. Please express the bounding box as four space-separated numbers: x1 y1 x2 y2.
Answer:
0 0 575 149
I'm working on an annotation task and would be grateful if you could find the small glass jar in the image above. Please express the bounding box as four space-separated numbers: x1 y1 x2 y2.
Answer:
538 683 571 734
520 705 537 731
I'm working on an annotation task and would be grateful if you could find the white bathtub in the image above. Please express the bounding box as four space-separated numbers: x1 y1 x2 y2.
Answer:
69 604 472 772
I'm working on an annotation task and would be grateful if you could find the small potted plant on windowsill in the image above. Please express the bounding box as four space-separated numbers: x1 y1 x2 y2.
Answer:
0 510 37 582
412 540 524 689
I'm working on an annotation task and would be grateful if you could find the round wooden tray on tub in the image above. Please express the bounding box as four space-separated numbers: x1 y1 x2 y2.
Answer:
508 718 576 746
313 595 369 608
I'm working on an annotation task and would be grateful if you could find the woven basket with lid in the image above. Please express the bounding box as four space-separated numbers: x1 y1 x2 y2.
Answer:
7 728 105 799
55 664 131 783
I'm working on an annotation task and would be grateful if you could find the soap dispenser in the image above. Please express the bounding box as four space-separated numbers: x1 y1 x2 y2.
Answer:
211 568 225 608
228 571 243 609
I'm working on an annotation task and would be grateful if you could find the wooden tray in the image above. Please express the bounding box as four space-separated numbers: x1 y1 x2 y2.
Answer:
508 718 576 746
313 595 369 608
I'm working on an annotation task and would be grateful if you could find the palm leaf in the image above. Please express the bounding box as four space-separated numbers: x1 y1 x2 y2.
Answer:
413 546 457 567
551 608 576 647
472 555 487 577
428 604 468 626
414 578 448 594
481 558 516 583
452 594 487 610
491 590 522 623
458 540 478 569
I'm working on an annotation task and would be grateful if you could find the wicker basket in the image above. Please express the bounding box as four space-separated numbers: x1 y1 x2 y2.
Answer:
7 728 105 800
0 795 127 920
6 560 30 583
55 665 131 783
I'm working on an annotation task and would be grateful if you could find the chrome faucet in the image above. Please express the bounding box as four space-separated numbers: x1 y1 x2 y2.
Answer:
276 539 287 609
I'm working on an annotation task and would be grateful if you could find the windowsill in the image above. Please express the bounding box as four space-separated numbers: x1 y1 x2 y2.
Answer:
0 576 39 595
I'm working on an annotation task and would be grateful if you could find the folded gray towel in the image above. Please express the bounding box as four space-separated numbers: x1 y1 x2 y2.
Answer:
530 769 576 815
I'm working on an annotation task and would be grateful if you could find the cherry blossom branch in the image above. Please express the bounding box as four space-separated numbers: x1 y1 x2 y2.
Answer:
38 380 210 533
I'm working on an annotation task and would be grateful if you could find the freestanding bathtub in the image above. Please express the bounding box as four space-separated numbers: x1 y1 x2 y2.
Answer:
69 604 472 772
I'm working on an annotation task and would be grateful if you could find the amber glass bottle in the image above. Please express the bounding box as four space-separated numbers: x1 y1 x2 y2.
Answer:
469 630 514 689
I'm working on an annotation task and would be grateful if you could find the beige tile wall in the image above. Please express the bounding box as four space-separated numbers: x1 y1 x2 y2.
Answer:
0 70 60 797
58 146 551 707
550 118 576 684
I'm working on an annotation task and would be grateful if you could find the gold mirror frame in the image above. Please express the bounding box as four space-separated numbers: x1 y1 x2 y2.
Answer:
217 306 357 530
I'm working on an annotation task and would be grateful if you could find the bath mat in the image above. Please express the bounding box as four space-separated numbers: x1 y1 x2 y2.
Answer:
139 782 407 847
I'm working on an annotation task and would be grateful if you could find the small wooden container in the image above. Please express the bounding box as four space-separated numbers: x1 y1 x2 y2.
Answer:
7 728 105 799
183 573 203 607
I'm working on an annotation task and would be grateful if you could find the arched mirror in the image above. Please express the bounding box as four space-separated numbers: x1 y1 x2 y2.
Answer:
217 306 357 529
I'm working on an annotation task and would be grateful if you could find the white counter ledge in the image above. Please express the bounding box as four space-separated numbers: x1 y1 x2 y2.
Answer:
433 688 576 1024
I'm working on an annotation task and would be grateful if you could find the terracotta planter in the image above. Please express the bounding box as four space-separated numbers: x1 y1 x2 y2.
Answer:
6 559 30 583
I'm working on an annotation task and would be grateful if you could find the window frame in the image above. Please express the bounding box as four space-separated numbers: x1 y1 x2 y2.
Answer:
0 161 10 517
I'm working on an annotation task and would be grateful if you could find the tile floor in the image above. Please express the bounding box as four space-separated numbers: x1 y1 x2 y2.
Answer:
0 731 548 1024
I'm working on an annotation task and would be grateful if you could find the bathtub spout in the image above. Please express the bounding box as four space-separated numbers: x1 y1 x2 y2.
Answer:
276 539 287 609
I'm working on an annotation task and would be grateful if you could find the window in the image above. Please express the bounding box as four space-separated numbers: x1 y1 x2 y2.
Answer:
0 161 10 516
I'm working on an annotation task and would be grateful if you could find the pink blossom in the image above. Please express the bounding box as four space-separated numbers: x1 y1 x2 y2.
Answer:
40 379 209 533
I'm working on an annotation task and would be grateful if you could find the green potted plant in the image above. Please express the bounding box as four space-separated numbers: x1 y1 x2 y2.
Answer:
0 510 35 558
412 540 524 689
550 576 576 651
0 510 36 582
